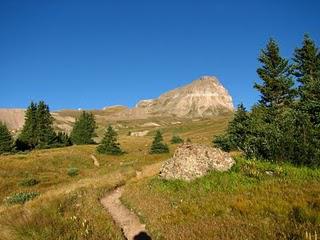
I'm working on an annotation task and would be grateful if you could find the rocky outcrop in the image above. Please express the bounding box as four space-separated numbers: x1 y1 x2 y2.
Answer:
130 130 149 137
159 143 235 181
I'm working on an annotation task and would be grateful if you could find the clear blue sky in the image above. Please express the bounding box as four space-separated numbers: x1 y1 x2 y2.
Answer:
1 0 319 110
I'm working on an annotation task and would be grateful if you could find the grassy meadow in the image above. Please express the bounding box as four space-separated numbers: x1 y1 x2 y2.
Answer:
122 158 320 239
0 115 230 240
1 113 318 240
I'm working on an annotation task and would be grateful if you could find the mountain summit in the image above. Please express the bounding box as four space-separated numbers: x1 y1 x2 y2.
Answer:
122 75 233 118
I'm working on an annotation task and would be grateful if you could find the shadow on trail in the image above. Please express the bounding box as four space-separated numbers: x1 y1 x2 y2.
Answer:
133 231 152 240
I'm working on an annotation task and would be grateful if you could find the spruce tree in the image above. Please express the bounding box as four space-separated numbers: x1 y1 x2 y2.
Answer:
19 101 38 148
213 104 250 151
0 122 13 154
254 39 295 108
97 126 123 155
70 111 96 145
293 34 320 126
17 101 70 150
56 132 72 147
150 130 169 154
35 101 56 148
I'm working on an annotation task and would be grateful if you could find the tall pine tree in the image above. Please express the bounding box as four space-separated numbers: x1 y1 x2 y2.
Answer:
254 39 295 109
0 122 13 154
293 34 320 126
97 126 123 155
70 111 97 145
19 102 38 148
18 101 66 150
35 101 56 148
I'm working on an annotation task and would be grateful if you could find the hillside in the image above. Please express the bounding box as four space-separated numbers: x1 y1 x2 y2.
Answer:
0 116 230 240
0 116 319 240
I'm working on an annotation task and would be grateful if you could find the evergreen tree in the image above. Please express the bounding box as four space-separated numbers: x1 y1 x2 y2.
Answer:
254 39 295 108
293 34 320 126
35 101 56 148
70 111 97 145
17 101 71 150
19 102 38 148
214 37 320 167
0 122 13 154
55 132 72 147
97 126 124 155
214 104 251 151
150 130 169 154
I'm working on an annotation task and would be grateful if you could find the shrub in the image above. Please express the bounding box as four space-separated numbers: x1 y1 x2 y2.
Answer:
67 168 79 177
4 192 39 204
19 178 40 187
170 135 184 144
213 134 232 151
240 161 261 179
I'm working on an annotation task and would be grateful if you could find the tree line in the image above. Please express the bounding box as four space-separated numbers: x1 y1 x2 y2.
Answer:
214 35 320 167
0 102 183 155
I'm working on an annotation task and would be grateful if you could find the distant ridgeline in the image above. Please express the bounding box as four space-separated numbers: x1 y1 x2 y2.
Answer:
0 75 234 132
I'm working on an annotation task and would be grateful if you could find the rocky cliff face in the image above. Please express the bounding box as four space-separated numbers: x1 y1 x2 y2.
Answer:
133 75 233 118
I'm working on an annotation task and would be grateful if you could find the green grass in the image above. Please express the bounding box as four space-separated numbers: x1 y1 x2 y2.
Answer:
4 192 39 205
122 158 320 240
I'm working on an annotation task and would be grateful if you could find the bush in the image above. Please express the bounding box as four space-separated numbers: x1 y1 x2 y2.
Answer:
213 134 232 151
4 192 39 204
67 168 79 177
170 135 184 144
19 178 40 187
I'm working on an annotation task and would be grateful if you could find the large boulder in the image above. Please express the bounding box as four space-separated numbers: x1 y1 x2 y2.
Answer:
159 143 235 181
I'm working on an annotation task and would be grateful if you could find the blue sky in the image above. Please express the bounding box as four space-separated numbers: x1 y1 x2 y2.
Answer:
1 0 319 110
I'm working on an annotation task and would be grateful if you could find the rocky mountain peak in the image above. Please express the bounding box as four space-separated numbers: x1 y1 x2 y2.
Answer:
133 75 234 118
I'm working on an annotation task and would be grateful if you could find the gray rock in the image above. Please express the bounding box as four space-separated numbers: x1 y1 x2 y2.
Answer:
160 143 235 181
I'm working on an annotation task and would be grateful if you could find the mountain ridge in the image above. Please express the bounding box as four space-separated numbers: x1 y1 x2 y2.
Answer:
0 75 233 131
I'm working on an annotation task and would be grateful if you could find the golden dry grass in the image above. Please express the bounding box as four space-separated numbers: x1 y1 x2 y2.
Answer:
0 116 232 239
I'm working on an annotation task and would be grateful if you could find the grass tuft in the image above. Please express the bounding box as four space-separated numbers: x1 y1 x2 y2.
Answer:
4 192 39 205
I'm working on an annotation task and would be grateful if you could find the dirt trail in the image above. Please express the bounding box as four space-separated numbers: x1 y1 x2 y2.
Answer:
100 162 163 240
90 154 100 167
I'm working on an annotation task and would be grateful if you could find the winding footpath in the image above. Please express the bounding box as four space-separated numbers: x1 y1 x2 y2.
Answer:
100 162 163 240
